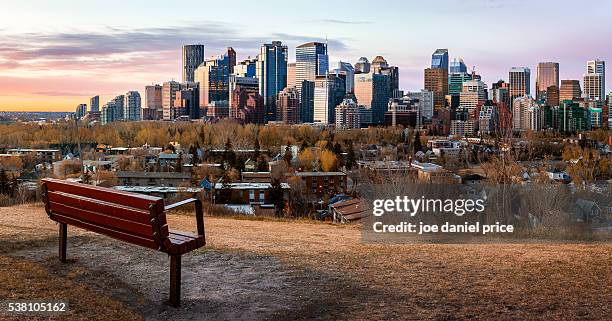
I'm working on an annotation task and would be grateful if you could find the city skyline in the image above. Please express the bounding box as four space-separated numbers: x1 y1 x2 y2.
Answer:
1 0 611 111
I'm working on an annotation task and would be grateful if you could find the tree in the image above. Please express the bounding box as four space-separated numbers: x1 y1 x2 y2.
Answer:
224 138 236 169
298 149 316 171
300 140 308 152
0 169 12 196
345 140 357 170
283 144 293 166
320 150 338 172
413 131 423 153
256 156 268 172
254 138 261 160
269 178 286 217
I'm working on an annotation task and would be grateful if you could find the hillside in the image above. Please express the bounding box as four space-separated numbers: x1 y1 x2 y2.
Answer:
0 204 611 320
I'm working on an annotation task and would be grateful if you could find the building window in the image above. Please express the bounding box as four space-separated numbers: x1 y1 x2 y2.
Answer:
259 191 265 203
249 190 255 203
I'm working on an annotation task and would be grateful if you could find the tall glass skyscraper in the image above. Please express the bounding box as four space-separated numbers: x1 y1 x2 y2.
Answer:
256 41 288 120
449 58 467 73
431 49 449 70
124 91 142 121
587 59 605 101
296 42 328 123
182 44 205 82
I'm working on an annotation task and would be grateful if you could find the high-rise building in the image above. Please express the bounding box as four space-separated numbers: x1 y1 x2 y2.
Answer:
257 41 288 120
512 96 536 131
173 88 200 120
229 76 259 110
112 95 124 121
536 62 559 101
546 85 560 107
296 42 328 84
354 57 370 74
335 98 361 130
89 96 99 113
559 80 582 102
234 57 258 77
354 72 391 124
459 80 486 113
276 87 300 124
406 90 434 122
333 61 355 93
509 67 530 101
584 73 604 101
313 75 346 124
449 58 467 73
75 104 87 119
162 81 181 120
587 59 605 99
449 72 472 96
182 44 205 82
124 91 141 121
431 49 449 70
144 84 163 120
195 48 235 109
478 104 499 135
424 68 449 108
371 56 399 93
287 62 297 89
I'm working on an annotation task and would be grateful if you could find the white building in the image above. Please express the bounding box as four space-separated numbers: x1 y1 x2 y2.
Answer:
335 98 361 130
512 96 536 131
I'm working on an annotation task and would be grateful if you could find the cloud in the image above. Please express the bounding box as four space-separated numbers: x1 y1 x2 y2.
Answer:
318 19 371 25
31 91 92 97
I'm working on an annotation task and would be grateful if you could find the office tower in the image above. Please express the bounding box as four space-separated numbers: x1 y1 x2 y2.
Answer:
587 59 605 98
182 44 205 82
313 74 346 124
334 61 355 93
299 81 315 123
227 47 236 74
556 100 588 132
536 62 559 101
229 76 259 111
276 87 300 124
584 73 604 101
406 90 434 121
257 41 288 120
509 67 531 101
449 72 472 96
527 105 543 131
89 96 99 113
512 96 536 131
450 58 467 73
559 80 582 102
230 90 264 124
424 68 449 108
174 88 200 119
546 85 560 107
144 84 163 119
335 98 361 130
372 56 400 93
385 96 420 127
112 95 124 120
354 57 370 74
490 80 510 106
296 42 328 91
195 48 234 108
354 72 391 124
162 81 181 120
124 91 141 121
75 104 87 119
479 104 499 135
101 102 116 125
459 80 486 114
431 49 449 70
287 62 297 89
234 57 258 77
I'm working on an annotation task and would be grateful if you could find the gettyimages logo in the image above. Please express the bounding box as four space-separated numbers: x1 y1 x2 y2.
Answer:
372 196 486 217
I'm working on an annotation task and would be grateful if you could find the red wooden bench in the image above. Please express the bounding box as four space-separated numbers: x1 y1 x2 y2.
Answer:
41 178 205 307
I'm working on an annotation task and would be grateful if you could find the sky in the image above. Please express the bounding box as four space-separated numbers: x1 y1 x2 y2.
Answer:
1 0 611 111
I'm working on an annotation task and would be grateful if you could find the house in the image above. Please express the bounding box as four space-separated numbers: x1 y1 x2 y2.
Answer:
7 148 61 164
330 198 367 223
547 170 571 183
575 199 601 222
288 171 347 197
213 182 290 205
115 171 191 187
411 161 462 184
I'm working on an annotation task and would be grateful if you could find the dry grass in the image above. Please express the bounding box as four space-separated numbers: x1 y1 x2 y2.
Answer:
1 204 611 320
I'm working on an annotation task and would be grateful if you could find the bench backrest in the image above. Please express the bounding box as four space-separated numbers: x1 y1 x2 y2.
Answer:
42 178 169 251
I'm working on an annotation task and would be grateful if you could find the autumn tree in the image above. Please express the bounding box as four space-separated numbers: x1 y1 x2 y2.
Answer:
320 150 338 172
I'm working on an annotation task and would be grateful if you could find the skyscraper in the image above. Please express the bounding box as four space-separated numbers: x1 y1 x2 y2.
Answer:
512 96 536 131
587 59 605 98
371 56 400 93
313 74 346 124
276 87 300 124
449 58 467 73
89 96 99 113
354 72 391 124
195 48 234 108
124 91 141 121
296 42 328 89
424 68 448 109
182 44 205 82
334 61 355 93
162 81 181 120
431 49 449 70
584 73 604 101
174 88 200 119
354 57 370 74
75 104 87 119
509 67 531 101
287 62 297 89
559 80 582 102
144 84 162 119
536 62 559 101
257 41 288 120
234 57 258 77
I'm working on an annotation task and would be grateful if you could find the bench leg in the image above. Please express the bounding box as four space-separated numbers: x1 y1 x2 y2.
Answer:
59 223 67 263
169 255 181 307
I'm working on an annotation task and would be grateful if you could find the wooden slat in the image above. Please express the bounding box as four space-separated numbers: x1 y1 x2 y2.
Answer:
47 191 152 224
49 201 155 238
52 213 159 250
43 179 161 210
